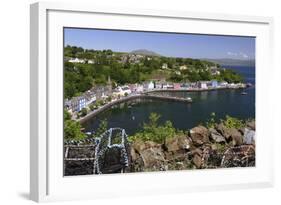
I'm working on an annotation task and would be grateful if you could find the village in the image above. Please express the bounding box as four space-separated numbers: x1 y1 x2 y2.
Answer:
64 75 247 120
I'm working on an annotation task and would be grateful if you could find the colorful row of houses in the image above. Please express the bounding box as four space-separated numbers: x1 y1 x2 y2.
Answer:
64 79 243 115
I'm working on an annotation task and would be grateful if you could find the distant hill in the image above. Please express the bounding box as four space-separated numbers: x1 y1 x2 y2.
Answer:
202 58 255 67
131 49 161 56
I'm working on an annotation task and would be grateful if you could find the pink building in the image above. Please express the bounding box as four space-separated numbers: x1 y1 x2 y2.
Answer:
173 83 181 90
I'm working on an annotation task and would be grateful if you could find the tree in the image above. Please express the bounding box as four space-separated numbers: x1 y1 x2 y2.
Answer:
89 104 95 111
94 119 108 138
80 108 88 117
64 109 71 121
128 113 179 144
64 120 85 141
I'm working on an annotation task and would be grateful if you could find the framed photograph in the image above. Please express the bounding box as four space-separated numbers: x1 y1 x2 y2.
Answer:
30 2 274 202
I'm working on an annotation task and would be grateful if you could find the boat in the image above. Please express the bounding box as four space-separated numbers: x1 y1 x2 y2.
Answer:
241 92 247 95
246 83 253 87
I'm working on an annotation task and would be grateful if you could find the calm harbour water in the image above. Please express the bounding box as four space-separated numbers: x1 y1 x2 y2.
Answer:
83 66 255 135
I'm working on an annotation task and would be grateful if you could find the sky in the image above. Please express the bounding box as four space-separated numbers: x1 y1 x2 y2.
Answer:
64 28 255 60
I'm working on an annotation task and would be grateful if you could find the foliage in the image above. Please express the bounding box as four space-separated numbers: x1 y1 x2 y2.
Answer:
89 103 95 111
64 45 243 98
80 108 88 117
94 119 108 138
215 69 243 83
64 120 86 141
64 109 71 121
206 112 217 128
106 96 112 102
206 113 245 129
222 115 245 129
128 113 181 143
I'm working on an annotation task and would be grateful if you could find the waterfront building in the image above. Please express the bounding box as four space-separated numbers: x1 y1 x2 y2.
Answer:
198 81 208 89
166 83 174 89
122 86 132 95
155 82 163 89
144 81 155 90
83 91 96 105
71 96 86 112
136 84 144 93
211 80 218 88
173 83 181 90
64 99 72 110
128 84 137 93
180 83 190 89
113 86 132 97
219 81 228 87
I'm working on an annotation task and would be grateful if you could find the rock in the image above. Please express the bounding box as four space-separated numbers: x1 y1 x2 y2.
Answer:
209 128 226 143
130 146 138 162
189 126 210 146
243 128 255 144
216 123 229 138
246 120 255 130
191 148 203 157
132 140 146 153
192 154 202 168
132 140 159 154
165 136 191 152
139 147 166 168
227 128 243 146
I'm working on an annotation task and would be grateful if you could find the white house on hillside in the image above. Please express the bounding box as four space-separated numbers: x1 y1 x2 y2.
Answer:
68 58 85 64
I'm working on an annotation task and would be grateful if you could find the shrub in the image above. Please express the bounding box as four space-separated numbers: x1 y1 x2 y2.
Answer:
128 113 180 144
64 120 86 141
222 115 245 129
80 108 88 117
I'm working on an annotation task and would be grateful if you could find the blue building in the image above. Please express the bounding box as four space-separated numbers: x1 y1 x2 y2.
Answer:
211 80 218 88
71 96 86 112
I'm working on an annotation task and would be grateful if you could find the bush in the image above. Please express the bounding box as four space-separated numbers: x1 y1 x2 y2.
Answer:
94 119 108 138
80 108 88 117
206 112 216 128
128 113 181 144
89 104 95 111
221 115 245 129
64 120 86 141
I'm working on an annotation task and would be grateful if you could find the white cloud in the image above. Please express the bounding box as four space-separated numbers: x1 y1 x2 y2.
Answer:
240 52 248 59
227 51 238 56
227 51 249 59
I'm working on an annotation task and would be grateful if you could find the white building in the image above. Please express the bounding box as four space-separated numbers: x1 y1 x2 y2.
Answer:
147 81 155 90
68 58 85 64
199 81 208 89
136 84 144 93
179 65 188 70
88 59 95 64
162 63 168 69
113 86 132 97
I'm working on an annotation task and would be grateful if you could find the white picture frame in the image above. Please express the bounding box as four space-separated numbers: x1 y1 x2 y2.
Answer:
30 1 274 202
